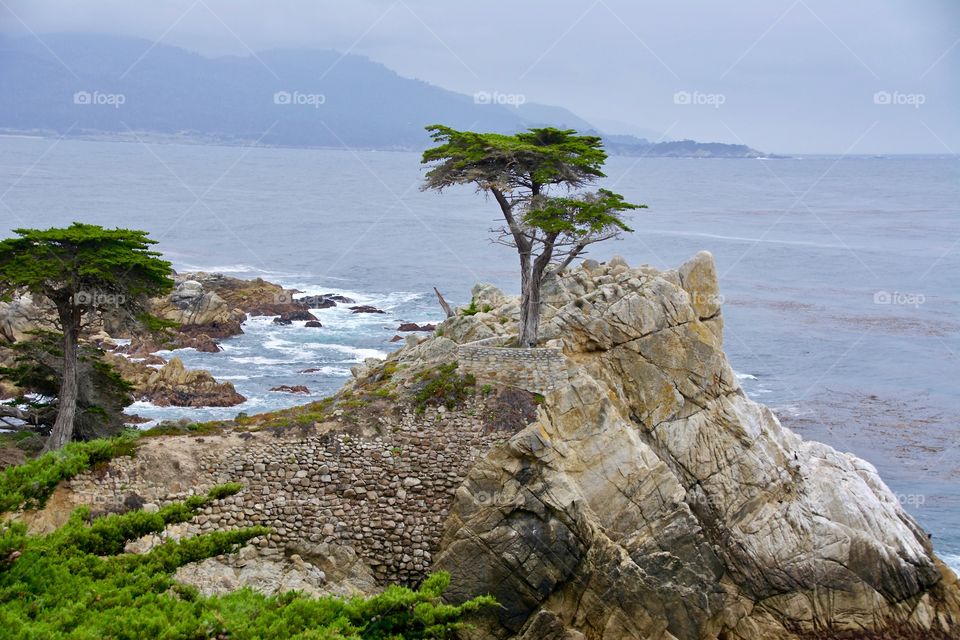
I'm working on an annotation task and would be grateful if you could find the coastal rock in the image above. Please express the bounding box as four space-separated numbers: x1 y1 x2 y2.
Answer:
304 320 322 328
433 253 960 639
0 294 44 343
16 255 959 639
174 549 328 598
349 305 385 314
183 272 296 316
397 322 436 332
471 283 510 310
107 355 245 407
439 315 497 343
275 309 318 323
270 385 309 394
170 331 223 352
287 542 378 597
152 280 245 338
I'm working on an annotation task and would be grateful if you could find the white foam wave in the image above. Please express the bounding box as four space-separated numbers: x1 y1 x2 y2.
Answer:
302 342 386 361
735 372 758 380
263 335 296 351
128 400 160 410
298 366 352 376
291 287 424 310
178 263 264 274
229 356 291 366
943 554 960 574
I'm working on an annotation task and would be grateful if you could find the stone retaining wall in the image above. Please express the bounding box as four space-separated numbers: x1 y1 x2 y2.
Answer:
457 336 568 394
64 399 511 587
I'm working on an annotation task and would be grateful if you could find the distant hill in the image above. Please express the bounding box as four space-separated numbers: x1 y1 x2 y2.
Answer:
0 33 764 157
599 133 765 158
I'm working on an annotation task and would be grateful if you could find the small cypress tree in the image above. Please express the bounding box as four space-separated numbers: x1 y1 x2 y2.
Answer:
0 224 173 450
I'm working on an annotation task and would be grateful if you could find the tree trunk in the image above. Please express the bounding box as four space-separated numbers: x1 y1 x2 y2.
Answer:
43 307 79 452
518 231 559 348
519 271 543 347
518 252 536 347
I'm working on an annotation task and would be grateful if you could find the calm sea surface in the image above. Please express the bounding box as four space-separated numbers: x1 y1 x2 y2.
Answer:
1 136 957 568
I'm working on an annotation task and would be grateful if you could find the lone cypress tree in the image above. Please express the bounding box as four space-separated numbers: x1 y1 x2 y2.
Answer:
422 125 643 346
0 223 173 450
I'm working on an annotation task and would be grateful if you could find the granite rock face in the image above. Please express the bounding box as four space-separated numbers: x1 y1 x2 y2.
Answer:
434 252 960 639
107 355 246 407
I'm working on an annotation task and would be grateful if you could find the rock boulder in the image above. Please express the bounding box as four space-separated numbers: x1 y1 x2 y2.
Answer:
433 253 960 639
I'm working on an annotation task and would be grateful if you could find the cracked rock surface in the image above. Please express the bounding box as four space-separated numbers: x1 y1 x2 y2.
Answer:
433 252 960 639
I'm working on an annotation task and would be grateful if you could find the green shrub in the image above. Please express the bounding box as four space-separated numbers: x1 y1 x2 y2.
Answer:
0 435 138 514
0 482 496 638
413 363 476 414
141 420 222 438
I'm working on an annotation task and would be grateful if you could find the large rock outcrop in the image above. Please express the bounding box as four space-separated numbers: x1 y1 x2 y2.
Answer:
432 252 960 639
106 355 246 407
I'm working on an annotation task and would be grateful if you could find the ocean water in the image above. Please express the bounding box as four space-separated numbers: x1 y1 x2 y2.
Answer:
0 136 957 569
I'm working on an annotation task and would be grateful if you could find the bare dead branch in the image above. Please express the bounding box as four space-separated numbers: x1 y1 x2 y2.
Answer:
433 287 455 318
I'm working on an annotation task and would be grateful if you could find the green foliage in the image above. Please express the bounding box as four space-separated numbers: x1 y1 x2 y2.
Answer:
0 223 174 449
461 298 480 316
140 420 223 438
421 126 641 245
0 436 138 514
413 363 476 414
422 125 606 191
0 223 174 310
0 479 495 638
422 125 643 344
524 188 644 235
460 299 492 317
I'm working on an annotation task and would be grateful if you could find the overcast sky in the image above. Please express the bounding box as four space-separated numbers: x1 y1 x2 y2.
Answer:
2 0 958 154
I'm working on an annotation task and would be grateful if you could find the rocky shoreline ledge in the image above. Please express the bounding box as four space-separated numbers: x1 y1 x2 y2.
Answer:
7 252 959 639
0 271 383 412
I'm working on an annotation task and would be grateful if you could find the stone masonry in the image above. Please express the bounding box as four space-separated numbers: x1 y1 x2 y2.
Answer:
63 398 513 587
456 336 568 394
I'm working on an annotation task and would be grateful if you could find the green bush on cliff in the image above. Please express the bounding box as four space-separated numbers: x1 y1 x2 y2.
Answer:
412 363 476 414
0 478 496 638
0 449 496 638
0 435 138 514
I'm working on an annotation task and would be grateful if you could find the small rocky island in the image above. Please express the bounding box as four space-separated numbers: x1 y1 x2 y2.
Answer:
10 252 959 639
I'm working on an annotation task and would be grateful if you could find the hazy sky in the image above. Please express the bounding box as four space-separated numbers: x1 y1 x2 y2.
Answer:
2 0 958 154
